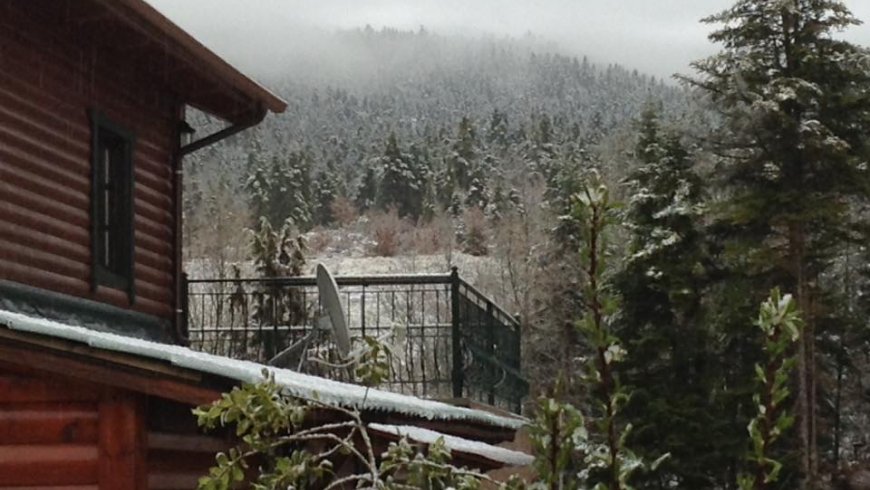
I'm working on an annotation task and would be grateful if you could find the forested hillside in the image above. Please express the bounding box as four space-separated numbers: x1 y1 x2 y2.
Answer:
182 27 694 249
182 10 870 489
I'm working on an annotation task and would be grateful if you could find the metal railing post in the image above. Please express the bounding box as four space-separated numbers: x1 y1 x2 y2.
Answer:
514 313 523 413
450 267 463 398
179 272 190 345
360 285 366 337
486 301 496 406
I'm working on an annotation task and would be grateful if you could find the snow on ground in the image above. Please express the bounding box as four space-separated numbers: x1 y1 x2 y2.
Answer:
185 226 522 318
187 251 507 303
313 252 492 280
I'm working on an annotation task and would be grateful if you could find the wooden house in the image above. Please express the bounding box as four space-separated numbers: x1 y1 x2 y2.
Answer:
0 0 285 342
0 1 528 488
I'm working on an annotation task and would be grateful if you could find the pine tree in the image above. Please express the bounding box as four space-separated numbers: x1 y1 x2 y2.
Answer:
683 1 870 485
488 181 509 222
249 217 307 359
247 151 313 230
449 116 478 192
355 163 379 213
312 166 341 226
432 167 455 212
615 108 717 487
465 161 489 210
488 109 510 147
528 114 558 184
376 133 423 219
549 151 593 252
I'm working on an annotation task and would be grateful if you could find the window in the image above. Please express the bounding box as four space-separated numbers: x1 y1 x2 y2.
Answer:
90 111 135 301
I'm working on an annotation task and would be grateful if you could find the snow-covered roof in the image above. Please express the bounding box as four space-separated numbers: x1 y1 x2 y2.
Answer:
369 423 533 467
0 308 524 430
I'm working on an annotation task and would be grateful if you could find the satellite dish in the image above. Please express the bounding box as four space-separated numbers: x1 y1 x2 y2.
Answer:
316 263 351 358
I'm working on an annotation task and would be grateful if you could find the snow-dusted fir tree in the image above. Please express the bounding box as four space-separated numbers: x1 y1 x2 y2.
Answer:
311 165 342 226
464 161 489 211
376 133 423 219
246 151 313 230
487 109 510 148
527 115 558 187
248 217 307 359
449 116 478 192
682 1 870 486
355 163 379 213
615 107 715 487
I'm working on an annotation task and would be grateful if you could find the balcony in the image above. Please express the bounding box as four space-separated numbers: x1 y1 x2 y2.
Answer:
182 268 528 413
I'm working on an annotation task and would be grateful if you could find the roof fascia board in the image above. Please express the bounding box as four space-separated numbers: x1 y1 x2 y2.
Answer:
92 0 287 115
0 333 224 406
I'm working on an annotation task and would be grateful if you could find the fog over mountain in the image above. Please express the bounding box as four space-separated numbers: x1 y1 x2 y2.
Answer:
146 2 870 486
146 0 870 80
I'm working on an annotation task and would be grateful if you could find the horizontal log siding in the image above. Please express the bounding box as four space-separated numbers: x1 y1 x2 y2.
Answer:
147 399 232 490
0 3 178 326
148 442 221 490
0 367 100 488
0 362 149 489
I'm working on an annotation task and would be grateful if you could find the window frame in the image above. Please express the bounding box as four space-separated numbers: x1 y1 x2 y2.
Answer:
89 110 136 303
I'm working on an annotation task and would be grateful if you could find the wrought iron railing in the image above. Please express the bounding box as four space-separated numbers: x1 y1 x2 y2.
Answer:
182 268 528 413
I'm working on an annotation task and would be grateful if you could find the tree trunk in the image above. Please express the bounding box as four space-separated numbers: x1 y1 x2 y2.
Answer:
809 291 819 482
790 222 816 489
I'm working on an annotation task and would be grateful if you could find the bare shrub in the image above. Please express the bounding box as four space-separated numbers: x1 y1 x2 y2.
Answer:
330 196 358 227
487 179 572 394
184 172 251 279
460 206 489 256
368 208 407 257
306 227 333 254
408 213 454 255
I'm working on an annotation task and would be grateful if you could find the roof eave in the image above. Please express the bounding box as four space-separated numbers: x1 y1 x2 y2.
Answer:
100 0 287 117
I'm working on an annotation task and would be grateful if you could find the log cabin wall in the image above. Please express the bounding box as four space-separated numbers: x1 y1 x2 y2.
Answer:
146 399 232 490
0 362 148 489
0 363 101 488
0 3 179 334
0 360 226 490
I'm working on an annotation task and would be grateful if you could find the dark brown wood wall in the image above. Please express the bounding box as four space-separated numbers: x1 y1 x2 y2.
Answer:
0 359 226 490
146 399 231 490
0 3 178 324
0 381 101 487
147 431 228 490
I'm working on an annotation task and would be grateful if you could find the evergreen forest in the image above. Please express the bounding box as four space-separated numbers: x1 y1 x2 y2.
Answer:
183 1 870 488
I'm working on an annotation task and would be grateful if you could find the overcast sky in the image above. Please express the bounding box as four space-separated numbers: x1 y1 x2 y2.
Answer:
146 0 870 79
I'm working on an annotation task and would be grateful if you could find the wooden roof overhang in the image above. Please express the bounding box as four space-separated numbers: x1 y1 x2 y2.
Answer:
0 327 517 445
25 0 287 125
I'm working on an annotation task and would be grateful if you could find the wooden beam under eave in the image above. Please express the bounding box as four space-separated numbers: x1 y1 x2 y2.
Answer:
0 336 225 407
0 329 201 382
